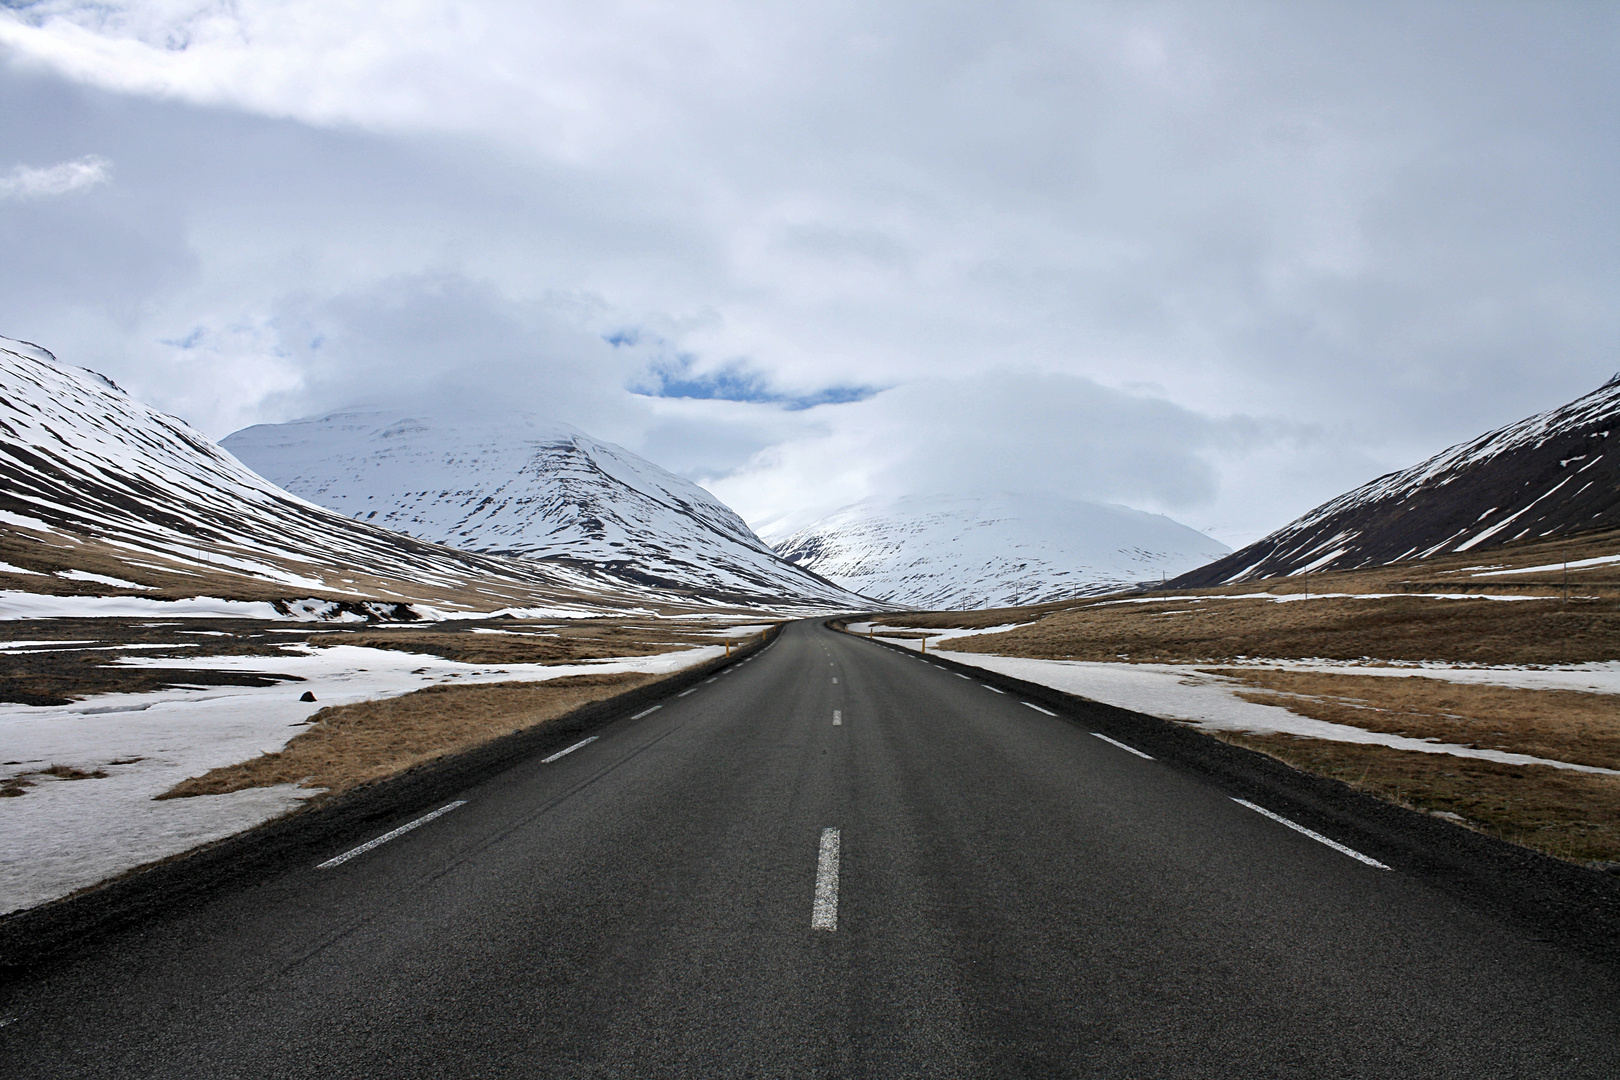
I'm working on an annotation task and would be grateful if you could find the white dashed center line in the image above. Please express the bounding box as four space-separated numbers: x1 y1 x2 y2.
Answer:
982 685 1004 694
630 705 662 719
1232 798 1391 869
833 709 842 725
1022 702 1056 716
811 827 841 930
1091 732 1154 760
677 688 697 697
317 801 468 869
542 736 599 763
833 677 838 684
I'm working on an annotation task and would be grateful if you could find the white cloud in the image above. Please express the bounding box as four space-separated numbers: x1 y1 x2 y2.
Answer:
0 153 109 198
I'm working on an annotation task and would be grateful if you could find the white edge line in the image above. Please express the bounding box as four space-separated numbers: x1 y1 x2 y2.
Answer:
1232 798 1391 870
1022 702 1056 716
541 735 599 763
811 827 840 930
317 800 468 869
630 705 662 719
1091 732 1154 760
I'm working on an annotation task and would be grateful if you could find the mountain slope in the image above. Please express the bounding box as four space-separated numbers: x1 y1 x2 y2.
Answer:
1173 375 1620 587
0 337 850 616
223 409 871 609
769 494 1230 610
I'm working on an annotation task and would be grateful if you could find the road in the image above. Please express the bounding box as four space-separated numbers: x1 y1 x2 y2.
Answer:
2 619 1618 1078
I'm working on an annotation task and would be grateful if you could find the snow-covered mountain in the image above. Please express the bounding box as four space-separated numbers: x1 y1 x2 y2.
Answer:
223 409 872 609
0 337 855 616
1173 375 1620 587
769 494 1231 610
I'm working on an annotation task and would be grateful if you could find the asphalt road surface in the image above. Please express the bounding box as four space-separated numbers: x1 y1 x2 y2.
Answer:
3 620 1618 1078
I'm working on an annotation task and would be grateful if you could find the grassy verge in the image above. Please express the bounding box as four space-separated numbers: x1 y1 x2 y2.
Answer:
941 593 1620 665
1215 731 1620 865
1206 669 1620 771
159 672 654 800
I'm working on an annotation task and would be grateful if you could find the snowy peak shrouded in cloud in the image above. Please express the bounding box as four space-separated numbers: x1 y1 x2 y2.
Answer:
0 335 647 615
1173 375 1620 587
0 336 861 615
768 494 1231 610
223 409 872 609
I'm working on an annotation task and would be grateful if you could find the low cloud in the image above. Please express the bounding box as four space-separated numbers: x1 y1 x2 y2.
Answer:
702 371 1331 545
0 154 110 199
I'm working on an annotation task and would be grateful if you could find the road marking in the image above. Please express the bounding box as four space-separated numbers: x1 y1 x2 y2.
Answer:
1232 798 1391 869
982 685 1004 694
542 736 599 763
317 801 468 869
705 677 718 683
1092 732 1154 759
832 677 838 684
811 827 840 930
954 673 970 679
630 705 662 719
1022 702 1056 716
833 709 842 725
677 687 697 697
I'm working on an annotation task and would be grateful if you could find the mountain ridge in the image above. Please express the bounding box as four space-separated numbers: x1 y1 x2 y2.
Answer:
1171 376 1620 587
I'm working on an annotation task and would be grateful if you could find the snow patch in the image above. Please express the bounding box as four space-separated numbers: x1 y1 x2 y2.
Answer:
0 641 722 914
930 651 1620 776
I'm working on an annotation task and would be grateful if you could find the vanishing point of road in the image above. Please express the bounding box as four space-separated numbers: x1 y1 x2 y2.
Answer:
2 620 1617 1078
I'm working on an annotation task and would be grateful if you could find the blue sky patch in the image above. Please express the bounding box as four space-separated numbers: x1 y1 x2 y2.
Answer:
621 345 881 411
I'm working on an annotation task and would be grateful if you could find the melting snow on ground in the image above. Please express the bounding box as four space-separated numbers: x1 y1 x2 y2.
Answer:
844 622 1029 644
924 650 1620 777
0 641 722 915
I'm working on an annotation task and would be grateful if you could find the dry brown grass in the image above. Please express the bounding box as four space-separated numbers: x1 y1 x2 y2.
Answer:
158 672 654 800
1208 670 1620 771
941 594 1620 666
1217 731 1620 864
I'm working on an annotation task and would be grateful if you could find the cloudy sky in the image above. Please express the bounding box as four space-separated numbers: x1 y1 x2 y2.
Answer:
1 1 1615 544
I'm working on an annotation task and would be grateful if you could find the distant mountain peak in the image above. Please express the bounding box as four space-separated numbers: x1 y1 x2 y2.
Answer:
770 492 1228 610
224 407 873 608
